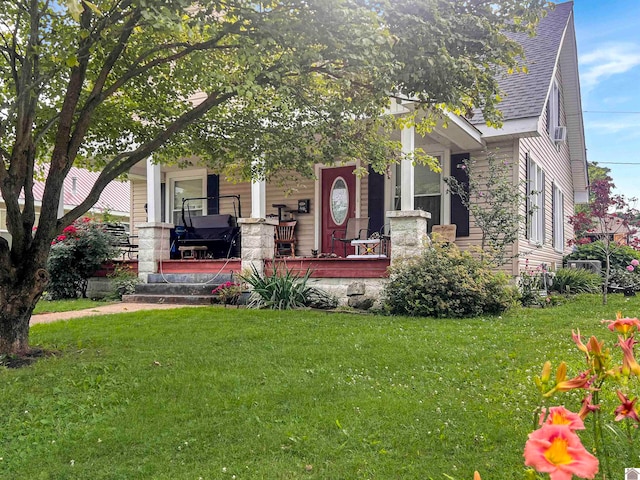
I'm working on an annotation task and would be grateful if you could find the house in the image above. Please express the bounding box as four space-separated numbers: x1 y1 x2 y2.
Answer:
127 1 587 299
0 166 131 246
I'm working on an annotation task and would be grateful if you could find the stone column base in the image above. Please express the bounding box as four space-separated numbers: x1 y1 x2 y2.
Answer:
137 222 174 282
238 218 277 277
386 210 431 264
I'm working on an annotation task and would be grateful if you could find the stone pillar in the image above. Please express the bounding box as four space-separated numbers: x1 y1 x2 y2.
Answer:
137 222 174 282
238 218 277 277
146 156 162 223
386 210 431 263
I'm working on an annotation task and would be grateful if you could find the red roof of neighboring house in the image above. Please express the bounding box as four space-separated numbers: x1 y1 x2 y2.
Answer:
27 166 130 217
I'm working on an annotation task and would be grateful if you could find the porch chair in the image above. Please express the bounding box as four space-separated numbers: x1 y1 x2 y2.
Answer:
331 217 369 257
379 223 391 257
274 221 297 257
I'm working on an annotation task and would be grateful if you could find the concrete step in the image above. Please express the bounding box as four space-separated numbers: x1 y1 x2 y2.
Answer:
135 283 219 296
121 294 215 305
147 273 236 284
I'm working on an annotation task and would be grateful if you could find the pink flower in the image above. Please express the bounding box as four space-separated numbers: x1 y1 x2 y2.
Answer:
627 265 635 272
56 234 66 242
524 424 599 480
632 259 639 267
614 390 640 422
540 406 585 431
63 225 77 235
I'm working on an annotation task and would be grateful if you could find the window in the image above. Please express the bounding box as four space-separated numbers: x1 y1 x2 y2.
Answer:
552 183 565 252
394 157 442 229
547 80 561 138
527 158 545 244
166 169 207 225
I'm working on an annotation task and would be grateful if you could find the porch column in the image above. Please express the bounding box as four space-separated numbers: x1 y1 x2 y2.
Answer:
386 210 431 263
238 218 277 277
137 222 174 282
146 155 162 223
251 172 266 219
400 125 415 211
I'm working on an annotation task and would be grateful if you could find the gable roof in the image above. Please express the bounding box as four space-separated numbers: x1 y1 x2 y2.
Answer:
26 166 130 217
470 2 574 126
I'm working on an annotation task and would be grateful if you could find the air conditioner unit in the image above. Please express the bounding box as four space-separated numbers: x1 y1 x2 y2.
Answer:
553 125 567 143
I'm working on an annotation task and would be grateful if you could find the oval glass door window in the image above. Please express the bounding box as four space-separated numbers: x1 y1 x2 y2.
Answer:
330 177 349 225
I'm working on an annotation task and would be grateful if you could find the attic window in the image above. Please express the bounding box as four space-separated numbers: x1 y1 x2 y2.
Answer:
547 80 562 140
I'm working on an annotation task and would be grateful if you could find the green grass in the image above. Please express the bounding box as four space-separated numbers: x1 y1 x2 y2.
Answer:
33 299 111 315
1 295 639 479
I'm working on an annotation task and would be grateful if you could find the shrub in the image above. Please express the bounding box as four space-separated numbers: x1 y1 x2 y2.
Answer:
383 243 517 317
242 266 337 310
607 268 640 292
107 264 140 300
564 241 640 270
46 219 118 299
549 268 602 294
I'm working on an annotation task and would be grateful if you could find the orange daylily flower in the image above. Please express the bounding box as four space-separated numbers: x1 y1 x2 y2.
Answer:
473 471 481 480
544 362 591 398
540 406 585 431
524 424 599 480
602 312 640 337
618 336 640 377
578 394 600 420
572 329 588 355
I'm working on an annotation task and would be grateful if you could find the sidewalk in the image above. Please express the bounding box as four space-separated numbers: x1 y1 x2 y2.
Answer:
30 303 204 325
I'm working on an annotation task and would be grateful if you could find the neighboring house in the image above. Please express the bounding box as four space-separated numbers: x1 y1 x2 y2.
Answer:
584 214 633 245
0 166 131 245
129 1 587 278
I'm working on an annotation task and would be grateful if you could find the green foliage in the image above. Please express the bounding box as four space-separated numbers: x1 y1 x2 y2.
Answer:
46 220 117 300
384 242 517 317
608 268 640 292
106 264 140 300
445 151 526 266
549 268 602 294
564 241 640 270
242 266 337 310
1 295 634 478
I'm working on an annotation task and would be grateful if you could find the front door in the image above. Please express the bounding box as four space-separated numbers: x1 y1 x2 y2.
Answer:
321 166 357 255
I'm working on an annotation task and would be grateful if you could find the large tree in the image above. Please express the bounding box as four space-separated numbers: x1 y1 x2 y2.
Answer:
0 0 547 354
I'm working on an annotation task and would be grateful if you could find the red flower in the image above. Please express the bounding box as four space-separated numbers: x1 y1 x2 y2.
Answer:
63 225 77 235
614 390 640 422
56 234 66 242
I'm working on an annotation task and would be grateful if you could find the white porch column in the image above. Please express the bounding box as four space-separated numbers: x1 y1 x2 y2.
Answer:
251 159 266 219
146 155 162 223
57 190 65 218
400 125 415 211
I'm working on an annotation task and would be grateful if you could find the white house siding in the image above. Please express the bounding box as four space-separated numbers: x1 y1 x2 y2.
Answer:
219 175 317 257
453 140 518 273
131 179 147 236
517 70 575 273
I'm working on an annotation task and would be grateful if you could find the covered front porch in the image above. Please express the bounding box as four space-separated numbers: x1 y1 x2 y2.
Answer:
129 107 483 286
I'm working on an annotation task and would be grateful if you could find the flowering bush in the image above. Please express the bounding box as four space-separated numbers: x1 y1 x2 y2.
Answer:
519 260 553 307
212 281 243 305
46 219 117 299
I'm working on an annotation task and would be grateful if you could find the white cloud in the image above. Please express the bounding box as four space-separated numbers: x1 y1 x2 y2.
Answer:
579 42 640 89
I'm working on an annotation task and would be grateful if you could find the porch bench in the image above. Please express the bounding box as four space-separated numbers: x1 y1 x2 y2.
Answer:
105 223 138 260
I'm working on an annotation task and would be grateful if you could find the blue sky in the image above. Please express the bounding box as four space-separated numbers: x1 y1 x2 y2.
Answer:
573 0 640 202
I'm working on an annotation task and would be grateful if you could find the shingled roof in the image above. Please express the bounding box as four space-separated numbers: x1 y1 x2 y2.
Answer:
470 1 574 125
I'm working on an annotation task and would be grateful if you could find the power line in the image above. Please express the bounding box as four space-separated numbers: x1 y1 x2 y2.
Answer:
583 110 640 114
592 162 640 165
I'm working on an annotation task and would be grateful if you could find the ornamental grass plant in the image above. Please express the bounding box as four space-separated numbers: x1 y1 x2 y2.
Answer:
0 295 638 479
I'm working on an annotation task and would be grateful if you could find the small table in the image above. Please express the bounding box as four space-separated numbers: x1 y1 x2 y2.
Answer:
179 245 208 259
350 238 382 256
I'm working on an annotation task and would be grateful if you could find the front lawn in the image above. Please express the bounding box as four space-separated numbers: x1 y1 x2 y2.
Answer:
1 295 637 479
33 298 111 315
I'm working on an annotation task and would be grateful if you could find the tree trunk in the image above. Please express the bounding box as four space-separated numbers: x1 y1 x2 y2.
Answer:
0 268 49 355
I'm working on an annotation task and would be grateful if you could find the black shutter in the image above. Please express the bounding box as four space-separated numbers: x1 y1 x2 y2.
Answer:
450 153 470 237
368 165 385 236
207 174 219 214
541 170 546 244
551 182 556 249
525 153 530 240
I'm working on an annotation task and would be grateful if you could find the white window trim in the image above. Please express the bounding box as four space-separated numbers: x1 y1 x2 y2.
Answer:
547 80 560 138
552 183 565 253
165 168 207 224
528 160 545 245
